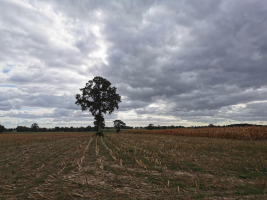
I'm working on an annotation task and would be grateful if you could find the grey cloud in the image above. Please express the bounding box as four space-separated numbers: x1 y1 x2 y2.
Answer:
100 0 267 113
119 99 149 111
220 102 267 122
0 101 13 111
0 0 99 74
0 90 79 111
1 0 267 127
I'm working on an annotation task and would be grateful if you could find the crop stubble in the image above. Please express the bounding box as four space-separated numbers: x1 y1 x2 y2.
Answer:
0 131 266 199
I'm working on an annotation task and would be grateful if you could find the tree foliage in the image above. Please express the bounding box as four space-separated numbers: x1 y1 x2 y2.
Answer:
113 120 126 133
75 76 121 136
31 123 39 132
16 126 29 132
147 123 154 130
0 124 5 133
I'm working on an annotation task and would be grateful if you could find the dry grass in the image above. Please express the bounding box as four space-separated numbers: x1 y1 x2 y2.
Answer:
0 132 266 199
124 126 267 140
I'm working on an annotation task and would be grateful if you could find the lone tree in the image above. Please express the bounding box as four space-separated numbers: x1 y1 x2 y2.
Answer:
75 76 121 136
113 120 126 133
31 123 39 132
147 123 154 130
0 124 5 133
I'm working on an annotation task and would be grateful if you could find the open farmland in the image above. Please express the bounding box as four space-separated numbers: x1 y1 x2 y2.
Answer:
124 126 267 140
0 131 266 199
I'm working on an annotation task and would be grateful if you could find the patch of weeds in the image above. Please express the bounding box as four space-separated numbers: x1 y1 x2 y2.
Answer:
183 162 205 172
13 187 24 195
112 175 124 187
134 172 144 178
14 173 23 180
71 182 87 191
120 155 135 165
2 163 18 172
85 169 95 175
64 165 75 173
56 191 69 200
211 192 226 197
94 186 108 192
30 163 39 170
147 176 166 185
193 193 205 199
26 184 34 189
128 149 134 153
167 178 187 189
197 182 208 190
105 165 120 175
167 161 182 171
259 167 267 173
238 174 250 179
35 177 45 183
206 146 225 154
235 185 264 195
78 183 86 190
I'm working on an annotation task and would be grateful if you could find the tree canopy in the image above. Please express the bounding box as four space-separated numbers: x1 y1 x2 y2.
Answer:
16 126 29 132
31 123 39 132
0 124 5 133
113 120 126 133
75 76 121 136
147 123 154 130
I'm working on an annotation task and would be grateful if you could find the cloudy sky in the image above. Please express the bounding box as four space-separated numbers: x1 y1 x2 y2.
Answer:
1 0 267 128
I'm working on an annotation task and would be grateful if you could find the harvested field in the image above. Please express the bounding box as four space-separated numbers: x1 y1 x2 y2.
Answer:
0 132 266 199
124 126 267 140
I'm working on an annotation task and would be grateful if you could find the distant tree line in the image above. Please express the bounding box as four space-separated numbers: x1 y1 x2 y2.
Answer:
0 123 265 133
143 123 265 130
2 124 134 133
144 124 185 130
9 125 98 132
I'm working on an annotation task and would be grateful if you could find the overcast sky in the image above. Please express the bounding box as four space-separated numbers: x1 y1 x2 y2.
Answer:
0 0 267 128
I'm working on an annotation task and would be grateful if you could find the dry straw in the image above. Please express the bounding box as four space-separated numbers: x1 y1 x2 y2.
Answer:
124 127 267 140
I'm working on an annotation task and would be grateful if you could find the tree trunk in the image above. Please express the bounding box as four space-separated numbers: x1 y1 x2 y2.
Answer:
96 124 104 136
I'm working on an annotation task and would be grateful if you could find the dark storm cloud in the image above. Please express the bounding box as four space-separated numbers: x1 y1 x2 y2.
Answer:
1 0 267 127
221 101 267 122
98 0 267 125
119 98 149 111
